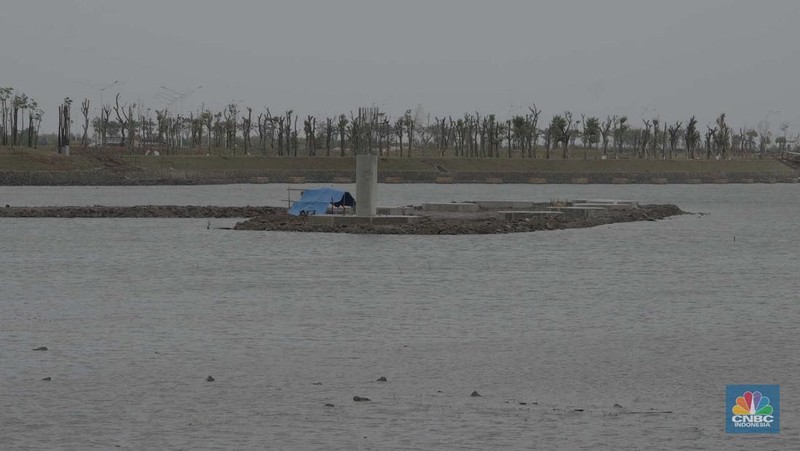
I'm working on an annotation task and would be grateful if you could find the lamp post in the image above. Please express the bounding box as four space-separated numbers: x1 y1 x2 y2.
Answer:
156 85 202 148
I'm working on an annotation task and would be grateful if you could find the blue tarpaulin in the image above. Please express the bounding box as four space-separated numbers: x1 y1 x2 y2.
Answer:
288 188 355 216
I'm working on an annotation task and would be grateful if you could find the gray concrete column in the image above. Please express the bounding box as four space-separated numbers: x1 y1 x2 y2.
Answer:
356 154 377 217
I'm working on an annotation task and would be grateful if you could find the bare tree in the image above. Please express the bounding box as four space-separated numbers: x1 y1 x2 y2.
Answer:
257 112 267 154
650 117 660 159
714 113 730 159
32 107 43 149
114 93 135 150
639 119 652 159
685 116 700 159
394 117 404 157
276 115 285 156
324 117 333 157
543 121 553 159
582 115 600 160
667 121 682 160
337 114 348 157
613 116 628 159
303 115 316 156
80 99 90 148
528 105 541 158
404 109 414 157
292 114 299 156
600 116 613 158
756 120 771 159
100 105 112 147
705 125 717 159
562 112 574 159
201 110 214 152
778 122 790 156
11 93 27 146
744 129 757 158
241 107 253 154
0 87 12 145
57 98 72 155
25 98 38 147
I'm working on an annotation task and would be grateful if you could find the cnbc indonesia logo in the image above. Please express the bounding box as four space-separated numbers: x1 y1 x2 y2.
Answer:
727 385 780 433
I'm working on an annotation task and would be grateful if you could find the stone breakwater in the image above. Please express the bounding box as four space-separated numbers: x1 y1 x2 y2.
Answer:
0 205 281 218
234 204 684 235
1 203 684 234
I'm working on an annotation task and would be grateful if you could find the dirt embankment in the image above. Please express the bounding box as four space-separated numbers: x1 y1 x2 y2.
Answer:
1 168 796 186
0 205 281 218
1 152 797 185
234 204 684 235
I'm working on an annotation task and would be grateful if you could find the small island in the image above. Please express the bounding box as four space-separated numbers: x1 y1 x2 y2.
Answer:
234 200 684 235
0 200 684 235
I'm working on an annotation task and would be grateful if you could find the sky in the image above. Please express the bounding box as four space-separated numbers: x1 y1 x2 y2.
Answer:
2 0 799 133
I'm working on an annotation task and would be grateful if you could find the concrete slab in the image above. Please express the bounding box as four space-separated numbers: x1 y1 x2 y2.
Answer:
497 211 564 220
371 215 421 225
574 203 634 210
377 206 405 215
309 215 421 226
573 199 638 206
377 206 419 215
475 201 538 210
422 202 479 213
548 206 609 219
307 215 335 226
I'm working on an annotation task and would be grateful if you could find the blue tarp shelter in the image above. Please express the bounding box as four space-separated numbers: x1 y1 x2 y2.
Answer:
288 188 356 216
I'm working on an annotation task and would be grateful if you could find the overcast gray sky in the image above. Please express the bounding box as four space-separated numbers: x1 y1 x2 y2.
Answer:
2 0 799 132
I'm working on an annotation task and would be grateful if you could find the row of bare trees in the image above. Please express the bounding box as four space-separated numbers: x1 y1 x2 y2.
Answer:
0 87 44 148
83 98 791 159
2 85 795 159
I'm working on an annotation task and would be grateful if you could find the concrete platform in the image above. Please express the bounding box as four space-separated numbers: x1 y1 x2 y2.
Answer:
376 206 417 215
548 206 609 219
475 201 539 210
573 199 639 206
497 210 563 220
575 203 634 210
309 215 421 226
422 202 479 213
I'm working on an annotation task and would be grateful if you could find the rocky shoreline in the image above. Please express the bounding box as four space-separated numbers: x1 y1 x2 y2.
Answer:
234 204 684 235
1 203 684 234
0 205 280 218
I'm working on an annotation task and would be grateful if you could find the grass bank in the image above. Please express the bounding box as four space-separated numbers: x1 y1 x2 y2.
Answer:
0 148 796 185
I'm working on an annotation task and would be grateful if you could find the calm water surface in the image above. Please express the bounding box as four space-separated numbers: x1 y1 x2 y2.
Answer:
1 184 798 450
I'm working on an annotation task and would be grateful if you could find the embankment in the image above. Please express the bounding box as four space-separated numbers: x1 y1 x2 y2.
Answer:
0 205 280 218
1 153 796 185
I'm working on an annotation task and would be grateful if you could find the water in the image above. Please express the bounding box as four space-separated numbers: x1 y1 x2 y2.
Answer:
1 184 798 450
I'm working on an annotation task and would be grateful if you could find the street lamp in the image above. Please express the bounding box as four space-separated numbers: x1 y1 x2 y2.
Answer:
155 85 203 148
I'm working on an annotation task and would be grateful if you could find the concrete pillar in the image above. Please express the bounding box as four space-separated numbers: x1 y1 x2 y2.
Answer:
356 154 377 217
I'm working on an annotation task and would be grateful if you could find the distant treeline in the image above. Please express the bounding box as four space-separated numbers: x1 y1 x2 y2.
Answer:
1 86 797 159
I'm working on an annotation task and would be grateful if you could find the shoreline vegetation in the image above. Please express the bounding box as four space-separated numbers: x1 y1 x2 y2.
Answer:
0 203 684 235
0 150 797 185
2 91 800 185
